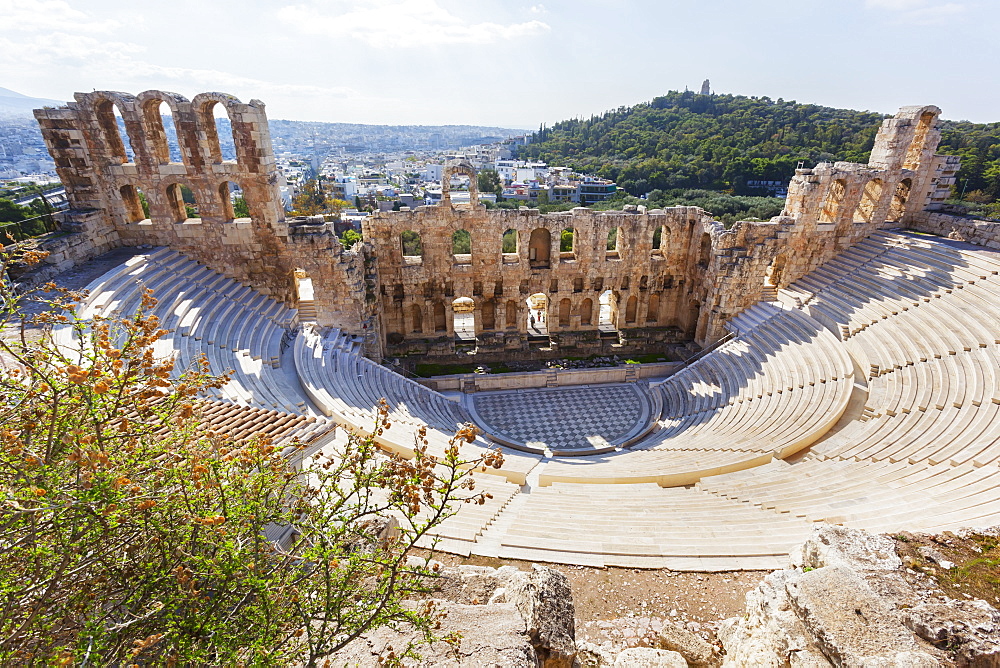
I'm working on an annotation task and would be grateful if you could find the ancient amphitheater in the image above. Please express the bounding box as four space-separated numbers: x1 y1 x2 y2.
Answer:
29 91 1000 570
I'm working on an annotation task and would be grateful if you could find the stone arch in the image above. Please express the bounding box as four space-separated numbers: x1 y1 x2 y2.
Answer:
853 178 884 223
598 290 618 331
191 92 245 165
502 228 518 255
558 298 571 327
886 178 913 223
218 181 240 221
903 109 938 171
118 184 147 223
452 296 476 340
646 293 660 323
505 299 518 328
92 95 135 165
401 230 423 261
625 294 638 324
136 90 187 165
433 301 447 332
164 181 196 222
698 233 712 268
528 228 551 267
410 304 424 334
560 227 576 259
481 299 496 330
687 300 701 338
818 179 847 224
579 297 594 326
526 293 549 336
441 159 479 207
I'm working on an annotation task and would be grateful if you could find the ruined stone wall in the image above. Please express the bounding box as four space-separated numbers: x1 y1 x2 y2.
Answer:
33 96 957 357
364 204 730 357
907 211 1000 249
33 90 372 348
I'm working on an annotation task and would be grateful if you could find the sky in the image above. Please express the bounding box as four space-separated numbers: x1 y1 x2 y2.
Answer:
1 0 997 128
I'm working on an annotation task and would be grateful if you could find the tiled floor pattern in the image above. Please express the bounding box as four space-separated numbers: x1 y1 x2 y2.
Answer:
471 384 647 452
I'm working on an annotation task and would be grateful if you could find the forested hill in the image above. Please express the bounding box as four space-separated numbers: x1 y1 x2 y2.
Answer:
518 91 1000 202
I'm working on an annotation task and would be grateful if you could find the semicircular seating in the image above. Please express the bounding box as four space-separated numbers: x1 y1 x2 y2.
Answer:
49 231 1000 569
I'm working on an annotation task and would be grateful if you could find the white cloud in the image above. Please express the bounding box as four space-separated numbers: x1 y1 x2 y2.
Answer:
530 4 547 14
277 0 550 48
0 0 120 32
864 0 965 23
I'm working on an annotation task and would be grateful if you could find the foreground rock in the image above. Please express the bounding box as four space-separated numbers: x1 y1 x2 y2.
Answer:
332 563 576 667
719 524 1000 667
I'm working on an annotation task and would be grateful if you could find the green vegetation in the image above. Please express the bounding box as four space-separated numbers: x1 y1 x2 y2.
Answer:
521 91 1000 210
401 229 422 256
502 228 517 253
451 229 471 254
0 197 59 241
0 247 502 665
476 168 503 199
233 195 250 218
560 228 574 252
339 228 362 249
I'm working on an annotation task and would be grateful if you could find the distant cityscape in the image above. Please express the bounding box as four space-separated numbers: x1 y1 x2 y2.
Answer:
0 89 622 220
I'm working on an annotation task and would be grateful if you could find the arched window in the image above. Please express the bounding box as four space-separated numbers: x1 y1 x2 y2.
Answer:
560 228 575 260
505 300 518 329
119 185 147 223
853 178 884 223
606 227 620 258
433 302 447 332
886 179 912 223
646 293 660 323
579 298 593 326
625 295 638 324
528 228 551 267
141 99 183 165
559 298 571 327
410 304 424 333
194 97 241 164
452 229 471 263
165 183 196 222
482 300 496 330
903 111 936 171
698 233 712 268
818 179 847 224
218 181 241 221
94 99 132 164
502 228 518 255
401 230 423 262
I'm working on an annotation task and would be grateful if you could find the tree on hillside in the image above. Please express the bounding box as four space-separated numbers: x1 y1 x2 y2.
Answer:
477 169 503 200
0 246 503 665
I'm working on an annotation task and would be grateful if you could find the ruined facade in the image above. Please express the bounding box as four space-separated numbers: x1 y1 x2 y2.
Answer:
33 94 958 359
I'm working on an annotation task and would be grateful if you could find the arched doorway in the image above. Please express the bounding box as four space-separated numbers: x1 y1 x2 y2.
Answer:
526 293 549 339
598 289 618 334
452 296 476 341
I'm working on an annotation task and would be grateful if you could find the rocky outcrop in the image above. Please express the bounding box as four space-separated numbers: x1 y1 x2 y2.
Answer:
612 647 687 667
655 621 718 667
333 562 576 667
719 525 1000 667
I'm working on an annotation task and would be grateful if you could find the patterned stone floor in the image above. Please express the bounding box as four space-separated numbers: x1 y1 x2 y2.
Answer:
467 383 652 454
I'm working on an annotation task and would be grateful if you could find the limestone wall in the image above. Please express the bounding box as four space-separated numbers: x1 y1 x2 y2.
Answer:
907 211 1000 249
30 93 958 358
32 90 373 349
